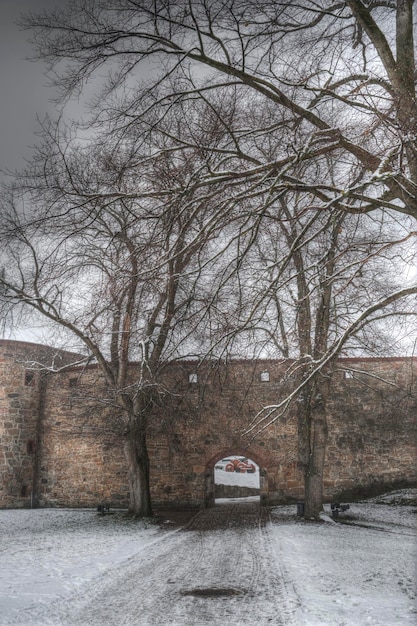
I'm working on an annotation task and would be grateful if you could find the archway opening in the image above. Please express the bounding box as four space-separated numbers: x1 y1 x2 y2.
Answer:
214 455 260 504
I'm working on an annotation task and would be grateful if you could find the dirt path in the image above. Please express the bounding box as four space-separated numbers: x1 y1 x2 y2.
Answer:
185 500 271 530
30 502 297 626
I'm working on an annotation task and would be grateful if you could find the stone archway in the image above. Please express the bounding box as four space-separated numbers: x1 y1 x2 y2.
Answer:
204 450 269 508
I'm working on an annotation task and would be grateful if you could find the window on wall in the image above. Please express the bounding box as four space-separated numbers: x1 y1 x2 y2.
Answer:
344 371 354 379
27 440 36 455
260 371 270 382
24 371 34 386
69 378 78 388
188 373 198 384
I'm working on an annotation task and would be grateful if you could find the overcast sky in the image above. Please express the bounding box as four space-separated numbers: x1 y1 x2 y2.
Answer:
0 0 62 177
0 0 67 342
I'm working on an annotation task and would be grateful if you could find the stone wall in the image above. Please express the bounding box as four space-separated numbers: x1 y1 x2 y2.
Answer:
1 340 416 509
37 365 129 508
325 358 417 499
0 341 82 508
146 360 300 507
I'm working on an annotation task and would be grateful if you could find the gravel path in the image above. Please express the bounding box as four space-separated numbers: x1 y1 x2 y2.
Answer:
23 502 296 626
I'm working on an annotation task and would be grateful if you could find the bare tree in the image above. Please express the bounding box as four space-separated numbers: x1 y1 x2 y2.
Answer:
20 0 416 219
222 192 416 517
0 117 229 517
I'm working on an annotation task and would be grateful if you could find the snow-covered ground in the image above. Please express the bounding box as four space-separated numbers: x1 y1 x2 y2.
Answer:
0 490 416 625
0 509 163 619
271 494 417 625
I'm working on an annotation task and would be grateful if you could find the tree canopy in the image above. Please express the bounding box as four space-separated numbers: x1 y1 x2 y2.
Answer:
21 0 417 219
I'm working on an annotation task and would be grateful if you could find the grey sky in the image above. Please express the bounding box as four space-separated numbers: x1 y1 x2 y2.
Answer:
0 0 61 176
0 0 63 343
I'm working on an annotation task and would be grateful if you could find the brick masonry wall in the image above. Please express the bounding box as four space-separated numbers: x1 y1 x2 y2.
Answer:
1 341 416 509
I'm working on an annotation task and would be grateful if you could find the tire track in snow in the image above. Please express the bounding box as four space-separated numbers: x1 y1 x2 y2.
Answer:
13 503 297 626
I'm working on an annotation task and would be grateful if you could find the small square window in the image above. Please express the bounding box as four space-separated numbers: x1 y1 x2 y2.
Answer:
344 371 354 379
260 371 270 382
69 378 78 388
188 373 198 384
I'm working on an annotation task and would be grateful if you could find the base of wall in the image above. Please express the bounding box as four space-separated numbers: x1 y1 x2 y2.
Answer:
324 478 417 503
2 478 416 511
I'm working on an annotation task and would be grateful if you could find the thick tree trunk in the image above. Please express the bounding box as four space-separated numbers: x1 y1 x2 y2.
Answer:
124 419 153 518
304 410 328 519
297 377 330 520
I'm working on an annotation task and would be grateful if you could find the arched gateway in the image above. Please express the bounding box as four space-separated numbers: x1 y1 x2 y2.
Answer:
204 448 268 508
204 450 269 508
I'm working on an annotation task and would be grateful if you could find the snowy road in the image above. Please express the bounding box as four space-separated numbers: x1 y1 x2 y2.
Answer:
1 492 416 626
16 502 295 626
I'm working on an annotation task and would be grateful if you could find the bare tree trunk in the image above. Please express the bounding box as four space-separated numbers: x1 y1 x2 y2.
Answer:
298 377 330 519
304 410 328 519
124 418 153 518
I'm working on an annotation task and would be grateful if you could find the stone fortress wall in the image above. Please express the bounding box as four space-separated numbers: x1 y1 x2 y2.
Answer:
0 340 416 510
